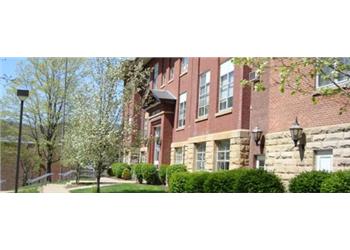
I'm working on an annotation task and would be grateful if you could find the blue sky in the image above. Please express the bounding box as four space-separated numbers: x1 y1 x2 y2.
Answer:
0 57 26 98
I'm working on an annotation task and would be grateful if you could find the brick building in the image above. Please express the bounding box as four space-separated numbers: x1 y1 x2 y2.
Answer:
126 57 350 183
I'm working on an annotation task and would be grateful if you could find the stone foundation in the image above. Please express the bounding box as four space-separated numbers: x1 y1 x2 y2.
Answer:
171 129 250 172
265 123 350 184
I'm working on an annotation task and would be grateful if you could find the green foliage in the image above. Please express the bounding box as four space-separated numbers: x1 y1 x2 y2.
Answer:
185 172 210 193
168 172 190 193
235 169 285 193
111 163 130 178
320 171 350 193
121 168 132 180
159 164 169 185
166 164 187 183
203 168 250 193
289 171 331 193
142 164 160 185
71 183 166 193
107 168 114 176
134 163 144 184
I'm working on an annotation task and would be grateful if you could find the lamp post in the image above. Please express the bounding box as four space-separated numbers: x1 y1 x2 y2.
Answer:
14 89 29 193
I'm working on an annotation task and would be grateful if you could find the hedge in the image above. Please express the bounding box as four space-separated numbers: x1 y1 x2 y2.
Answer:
133 164 144 184
185 172 211 193
166 164 187 183
203 168 250 193
111 163 130 178
320 170 350 193
142 164 161 185
289 170 331 193
159 164 169 185
235 169 285 193
121 168 132 180
168 172 190 193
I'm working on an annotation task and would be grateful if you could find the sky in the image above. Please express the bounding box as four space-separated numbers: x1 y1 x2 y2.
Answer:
0 57 26 98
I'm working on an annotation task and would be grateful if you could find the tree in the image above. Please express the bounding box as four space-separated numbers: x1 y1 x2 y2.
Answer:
233 57 350 114
1 58 86 181
63 58 124 192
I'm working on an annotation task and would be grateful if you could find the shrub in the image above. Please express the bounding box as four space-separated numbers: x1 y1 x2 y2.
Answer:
185 172 210 192
203 168 250 193
235 169 285 193
121 168 132 180
142 164 161 185
168 172 190 193
107 168 115 177
320 170 350 193
134 164 144 184
166 164 187 183
159 164 169 185
111 163 130 178
289 171 331 193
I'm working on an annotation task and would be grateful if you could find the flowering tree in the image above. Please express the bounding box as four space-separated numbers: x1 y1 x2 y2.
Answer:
233 57 350 114
63 58 124 192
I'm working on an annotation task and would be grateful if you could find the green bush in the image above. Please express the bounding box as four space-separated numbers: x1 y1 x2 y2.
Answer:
203 168 250 193
107 168 115 177
111 163 130 178
159 164 169 185
289 171 331 193
320 170 350 193
168 172 190 193
142 164 161 185
121 168 132 180
235 169 285 193
166 164 187 183
134 164 144 184
185 172 210 192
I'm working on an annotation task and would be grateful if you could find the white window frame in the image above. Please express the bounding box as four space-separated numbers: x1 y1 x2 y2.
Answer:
316 58 350 89
315 150 333 172
198 71 210 118
178 92 187 128
180 57 189 74
175 147 183 164
219 61 234 112
216 140 230 171
255 155 266 169
169 59 175 81
196 143 206 170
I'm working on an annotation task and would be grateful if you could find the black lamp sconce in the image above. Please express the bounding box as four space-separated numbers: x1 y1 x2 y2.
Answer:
289 117 306 160
252 126 263 146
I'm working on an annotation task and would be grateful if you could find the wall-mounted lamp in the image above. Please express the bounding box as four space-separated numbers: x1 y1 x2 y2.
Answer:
289 117 304 148
252 126 263 146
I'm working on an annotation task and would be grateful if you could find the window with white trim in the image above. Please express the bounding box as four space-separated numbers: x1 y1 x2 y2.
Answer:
317 58 350 88
255 155 266 169
175 147 183 164
152 63 159 89
219 61 234 111
315 150 333 172
178 92 187 128
180 58 189 74
216 140 230 170
198 71 210 118
161 60 167 84
196 143 206 170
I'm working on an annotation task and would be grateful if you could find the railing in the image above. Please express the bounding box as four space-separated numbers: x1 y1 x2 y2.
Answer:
27 173 53 185
59 170 76 181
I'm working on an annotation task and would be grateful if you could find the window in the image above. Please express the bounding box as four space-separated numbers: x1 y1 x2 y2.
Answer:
178 92 187 128
161 60 167 84
216 140 230 170
152 63 159 89
317 58 350 88
175 147 183 164
153 127 161 166
198 71 210 118
196 143 206 170
180 57 189 74
315 150 333 172
140 152 146 163
143 118 148 139
219 61 234 111
169 59 175 81
255 155 266 169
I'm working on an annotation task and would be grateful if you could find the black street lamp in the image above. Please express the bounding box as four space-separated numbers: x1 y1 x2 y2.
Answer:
15 89 29 193
252 126 263 146
289 117 303 147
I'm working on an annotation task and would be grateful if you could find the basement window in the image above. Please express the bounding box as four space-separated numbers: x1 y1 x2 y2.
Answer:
314 150 333 172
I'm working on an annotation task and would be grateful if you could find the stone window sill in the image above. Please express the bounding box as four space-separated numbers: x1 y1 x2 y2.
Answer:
168 79 174 84
160 84 166 89
180 71 188 77
195 116 208 123
215 108 232 117
176 127 185 132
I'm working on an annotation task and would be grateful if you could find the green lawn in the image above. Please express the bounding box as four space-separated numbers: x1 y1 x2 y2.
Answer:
70 183 167 193
18 185 40 193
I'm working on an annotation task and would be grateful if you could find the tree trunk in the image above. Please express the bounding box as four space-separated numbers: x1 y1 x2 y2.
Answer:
47 160 52 182
96 171 101 193
75 164 80 184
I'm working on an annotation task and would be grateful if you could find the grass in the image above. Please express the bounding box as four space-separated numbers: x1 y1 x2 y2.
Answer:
18 185 40 193
70 183 167 193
